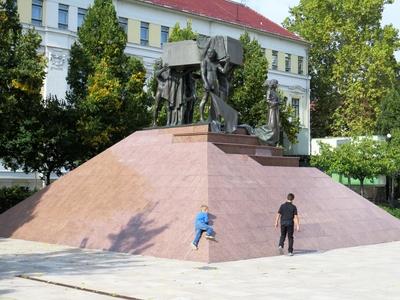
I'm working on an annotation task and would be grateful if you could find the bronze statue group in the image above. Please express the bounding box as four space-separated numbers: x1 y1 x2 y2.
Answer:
152 35 281 146
152 36 237 132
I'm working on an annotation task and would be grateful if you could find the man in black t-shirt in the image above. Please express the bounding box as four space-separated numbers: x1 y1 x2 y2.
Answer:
275 193 300 256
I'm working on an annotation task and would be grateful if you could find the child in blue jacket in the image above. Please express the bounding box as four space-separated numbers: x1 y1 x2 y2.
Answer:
191 205 214 250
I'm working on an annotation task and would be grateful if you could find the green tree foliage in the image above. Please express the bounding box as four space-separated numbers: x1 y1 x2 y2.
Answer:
230 32 269 127
168 20 198 42
2 96 79 185
381 129 400 206
0 0 46 145
0 1 71 185
67 0 150 159
284 0 399 137
377 87 400 135
311 137 385 197
278 93 301 145
310 142 337 175
230 32 300 144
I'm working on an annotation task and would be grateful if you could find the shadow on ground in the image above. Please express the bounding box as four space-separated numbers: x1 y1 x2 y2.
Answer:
293 249 322 255
0 288 15 295
0 239 148 280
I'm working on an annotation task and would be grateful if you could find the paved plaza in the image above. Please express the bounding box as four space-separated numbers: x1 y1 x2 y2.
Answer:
0 238 399 299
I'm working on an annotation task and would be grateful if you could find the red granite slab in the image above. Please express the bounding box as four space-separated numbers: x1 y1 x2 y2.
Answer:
173 132 260 145
1 126 400 263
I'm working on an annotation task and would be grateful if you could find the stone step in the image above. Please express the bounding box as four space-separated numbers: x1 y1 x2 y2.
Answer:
250 155 299 167
214 142 283 157
173 132 260 146
233 127 249 135
148 124 210 135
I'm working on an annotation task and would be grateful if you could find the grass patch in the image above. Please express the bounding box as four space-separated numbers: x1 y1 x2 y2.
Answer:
379 205 400 219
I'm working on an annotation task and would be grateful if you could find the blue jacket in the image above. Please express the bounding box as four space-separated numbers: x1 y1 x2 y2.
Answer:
195 212 209 227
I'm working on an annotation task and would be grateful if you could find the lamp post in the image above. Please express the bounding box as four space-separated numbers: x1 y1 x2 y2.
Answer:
386 133 395 207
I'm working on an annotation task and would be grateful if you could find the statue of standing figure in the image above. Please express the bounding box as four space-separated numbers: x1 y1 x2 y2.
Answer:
152 60 197 127
198 45 238 133
152 61 171 127
254 79 281 146
199 49 231 122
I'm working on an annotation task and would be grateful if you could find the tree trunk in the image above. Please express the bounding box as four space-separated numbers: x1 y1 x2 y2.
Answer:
390 176 395 208
360 178 365 198
45 172 51 186
386 176 390 204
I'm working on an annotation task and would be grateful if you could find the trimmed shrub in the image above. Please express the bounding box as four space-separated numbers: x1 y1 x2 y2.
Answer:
0 186 35 214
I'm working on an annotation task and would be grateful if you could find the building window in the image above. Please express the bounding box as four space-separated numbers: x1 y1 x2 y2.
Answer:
77 8 87 29
140 22 149 46
271 50 278 70
298 56 304 75
119 17 128 33
31 0 43 26
285 53 291 72
161 26 169 46
292 98 300 119
58 4 69 30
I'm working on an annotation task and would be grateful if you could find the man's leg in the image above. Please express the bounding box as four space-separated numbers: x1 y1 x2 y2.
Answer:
287 225 294 254
279 225 288 248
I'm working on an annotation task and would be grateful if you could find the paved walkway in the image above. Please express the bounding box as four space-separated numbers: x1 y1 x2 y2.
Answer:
1 238 399 300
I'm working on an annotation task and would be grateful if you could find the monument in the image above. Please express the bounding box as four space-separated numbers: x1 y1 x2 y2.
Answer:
154 36 243 133
1 37 400 263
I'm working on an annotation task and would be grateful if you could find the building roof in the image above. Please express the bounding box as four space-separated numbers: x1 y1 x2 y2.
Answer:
141 0 303 42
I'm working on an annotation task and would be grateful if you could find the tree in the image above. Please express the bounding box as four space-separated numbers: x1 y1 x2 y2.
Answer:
284 0 399 137
230 32 300 144
381 129 400 206
335 138 385 197
0 0 46 143
168 20 198 42
230 32 269 127
2 96 79 185
278 92 301 145
67 0 150 160
0 0 60 184
310 142 337 175
311 137 385 197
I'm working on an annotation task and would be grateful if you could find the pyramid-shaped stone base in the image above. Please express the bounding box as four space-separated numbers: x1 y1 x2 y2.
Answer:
1 125 400 262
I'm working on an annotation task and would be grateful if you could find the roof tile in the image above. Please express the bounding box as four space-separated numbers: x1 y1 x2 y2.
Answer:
142 0 302 41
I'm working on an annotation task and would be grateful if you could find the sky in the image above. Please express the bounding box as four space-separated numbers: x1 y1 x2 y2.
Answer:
232 0 400 60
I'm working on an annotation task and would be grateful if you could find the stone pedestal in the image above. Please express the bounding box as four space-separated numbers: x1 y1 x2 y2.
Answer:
1 125 400 262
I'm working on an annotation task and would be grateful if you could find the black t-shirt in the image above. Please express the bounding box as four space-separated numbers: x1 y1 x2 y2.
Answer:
278 202 298 226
